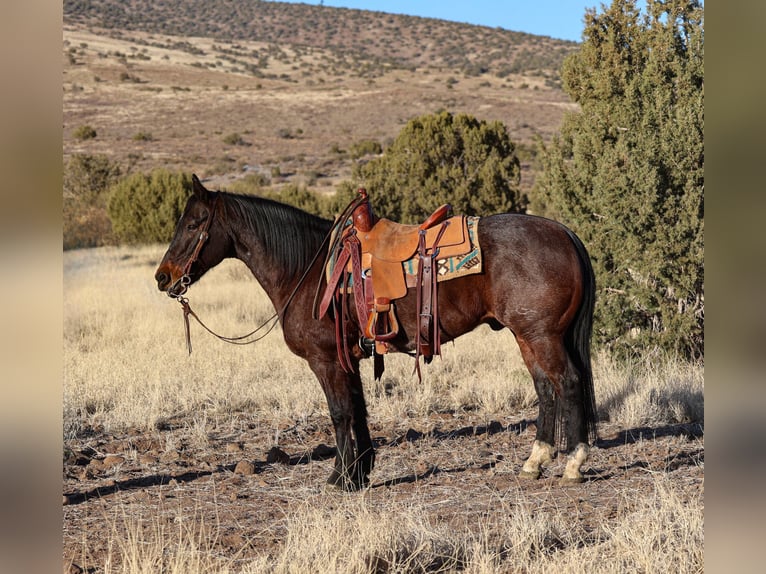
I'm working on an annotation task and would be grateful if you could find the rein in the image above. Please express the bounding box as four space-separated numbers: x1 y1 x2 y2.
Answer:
168 192 353 354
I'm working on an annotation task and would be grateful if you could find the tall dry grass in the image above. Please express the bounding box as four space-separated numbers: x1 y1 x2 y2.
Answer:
64 245 703 437
64 245 703 573
83 474 702 574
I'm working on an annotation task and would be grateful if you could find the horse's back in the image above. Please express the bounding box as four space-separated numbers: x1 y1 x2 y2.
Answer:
478 213 584 278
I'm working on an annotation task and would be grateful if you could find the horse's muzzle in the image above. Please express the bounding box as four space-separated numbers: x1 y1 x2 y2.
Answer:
155 270 171 292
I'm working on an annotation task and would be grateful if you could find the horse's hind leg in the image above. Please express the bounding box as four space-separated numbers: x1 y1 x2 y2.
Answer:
517 338 557 479
516 336 590 484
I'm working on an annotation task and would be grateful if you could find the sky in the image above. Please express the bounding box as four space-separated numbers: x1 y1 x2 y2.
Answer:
266 0 647 43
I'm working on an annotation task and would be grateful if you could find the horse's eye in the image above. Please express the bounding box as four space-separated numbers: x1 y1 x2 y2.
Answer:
186 223 198 231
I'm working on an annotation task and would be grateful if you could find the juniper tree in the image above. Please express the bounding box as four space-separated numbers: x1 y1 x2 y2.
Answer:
534 0 704 358
350 111 524 223
107 170 193 244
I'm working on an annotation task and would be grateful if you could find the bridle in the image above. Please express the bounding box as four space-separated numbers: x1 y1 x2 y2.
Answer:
164 192 278 353
167 192 221 299
165 191 347 354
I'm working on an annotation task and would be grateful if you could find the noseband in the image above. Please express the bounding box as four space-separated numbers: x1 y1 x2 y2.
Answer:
168 192 220 299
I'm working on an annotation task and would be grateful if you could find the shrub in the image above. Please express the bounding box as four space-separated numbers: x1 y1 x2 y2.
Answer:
227 173 271 195
64 153 121 203
63 154 122 249
349 139 382 159
107 170 193 244
222 132 247 146
72 125 97 140
262 185 323 215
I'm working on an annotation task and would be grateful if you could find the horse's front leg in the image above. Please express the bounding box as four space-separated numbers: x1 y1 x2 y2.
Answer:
310 360 374 491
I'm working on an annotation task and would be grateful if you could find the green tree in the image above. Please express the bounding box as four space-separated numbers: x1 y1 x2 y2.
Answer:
351 111 524 223
534 0 704 358
107 170 193 244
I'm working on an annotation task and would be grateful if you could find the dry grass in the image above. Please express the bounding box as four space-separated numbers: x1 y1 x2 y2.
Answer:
63 246 703 573
76 474 703 574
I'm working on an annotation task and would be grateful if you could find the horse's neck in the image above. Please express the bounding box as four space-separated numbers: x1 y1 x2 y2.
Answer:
229 215 324 312
230 230 286 304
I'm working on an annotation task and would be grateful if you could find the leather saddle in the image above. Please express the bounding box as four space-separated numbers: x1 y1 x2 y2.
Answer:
317 189 474 379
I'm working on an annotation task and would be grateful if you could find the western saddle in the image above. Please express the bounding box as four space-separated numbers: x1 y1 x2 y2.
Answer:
316 189 474 379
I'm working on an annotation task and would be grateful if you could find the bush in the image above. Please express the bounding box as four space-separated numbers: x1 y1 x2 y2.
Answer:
63 154 122 249
107 170 193 244
64 153 121 203
262 185 324 215
351 111 524 223
349 139 382 159
72 125 97 140
222 132 247 146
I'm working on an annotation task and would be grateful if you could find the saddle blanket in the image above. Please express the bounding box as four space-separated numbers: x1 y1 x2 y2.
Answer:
402 216 482 281
325 216 483 289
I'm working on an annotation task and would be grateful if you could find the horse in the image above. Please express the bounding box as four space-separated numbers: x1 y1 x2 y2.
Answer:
155 175 598 490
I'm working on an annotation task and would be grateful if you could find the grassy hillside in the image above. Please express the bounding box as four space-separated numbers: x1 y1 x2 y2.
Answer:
64 0 577 79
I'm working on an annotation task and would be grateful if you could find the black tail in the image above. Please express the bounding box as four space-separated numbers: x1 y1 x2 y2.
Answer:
565 228 599 444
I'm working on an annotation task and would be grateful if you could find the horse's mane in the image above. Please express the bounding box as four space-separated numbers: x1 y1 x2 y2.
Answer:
222 192 333 280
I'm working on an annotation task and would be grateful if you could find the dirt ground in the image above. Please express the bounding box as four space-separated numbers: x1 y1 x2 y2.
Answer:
63 407 703 571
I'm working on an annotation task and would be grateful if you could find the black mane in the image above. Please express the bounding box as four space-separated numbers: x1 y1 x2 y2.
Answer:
222 192 334 280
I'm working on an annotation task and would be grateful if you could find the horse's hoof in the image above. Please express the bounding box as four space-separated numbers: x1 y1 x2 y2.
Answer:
325 472 366 492
559 475 585 485
519 469 541 480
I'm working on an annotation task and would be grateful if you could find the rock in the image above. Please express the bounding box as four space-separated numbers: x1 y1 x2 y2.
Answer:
64 562 83 574
138 454 158 465
234 460 255 475
226 442 244 453
415 460 432 475
102 455 125 468
311 443 335 459
221 532 245 549
266 446 290 464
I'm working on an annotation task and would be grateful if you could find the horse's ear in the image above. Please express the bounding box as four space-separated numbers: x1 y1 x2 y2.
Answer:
191 174 209 201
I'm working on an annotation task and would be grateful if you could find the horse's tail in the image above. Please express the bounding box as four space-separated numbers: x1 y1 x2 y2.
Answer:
564 228 599 444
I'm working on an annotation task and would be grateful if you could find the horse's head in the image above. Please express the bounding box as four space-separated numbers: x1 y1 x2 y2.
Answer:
155 175 231 297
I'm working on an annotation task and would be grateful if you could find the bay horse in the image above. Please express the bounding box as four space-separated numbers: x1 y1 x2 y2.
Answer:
155 175 598 490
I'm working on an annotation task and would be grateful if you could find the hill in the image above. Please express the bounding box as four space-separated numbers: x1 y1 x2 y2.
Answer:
63 0 578 196
64 0 577 78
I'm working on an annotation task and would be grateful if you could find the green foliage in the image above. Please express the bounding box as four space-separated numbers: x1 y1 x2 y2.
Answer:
107 170 193 244
351 111 524 223
64 153 122 203
72 124 97 140
261 185 324 216
534 0 704 359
